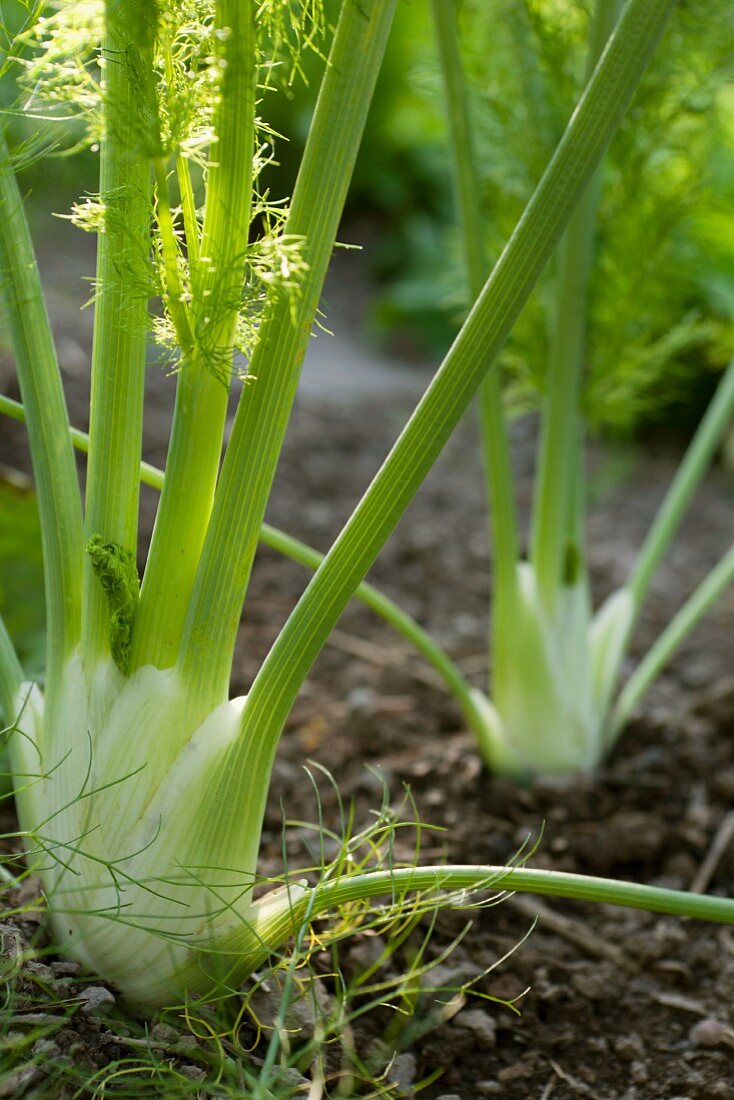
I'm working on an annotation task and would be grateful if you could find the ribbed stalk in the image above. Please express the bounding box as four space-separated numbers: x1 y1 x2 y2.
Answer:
612 542 734 737
627 353 734 616
530 0 623 614
178 0 398 708
302 863 734 927
82 0 156 667
431 0 519 674
130 0 256 671
0 133 84 689
0 614 23 724
202 0 677 854
232 861 734 988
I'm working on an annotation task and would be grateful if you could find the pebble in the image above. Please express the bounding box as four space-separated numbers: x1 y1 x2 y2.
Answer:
388 1052 416 1091
426 962 484 992
246 975 331 1038
273 1067 309 1088
24 960 55 983
31 1038 58 1058
457 1009 496 1049
50 960 81 977
78 985 115 1016
346 934 386 971
179 1065 206 1082
0 923 23 958
150 1022 181 1045
689 1017 728 1048
614 1033 646 1060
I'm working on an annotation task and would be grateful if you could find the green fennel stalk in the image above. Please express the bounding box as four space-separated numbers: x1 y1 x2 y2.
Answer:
82 0 155 669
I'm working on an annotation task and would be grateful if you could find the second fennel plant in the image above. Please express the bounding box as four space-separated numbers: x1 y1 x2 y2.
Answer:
426 0 734 778
3 0 733 1014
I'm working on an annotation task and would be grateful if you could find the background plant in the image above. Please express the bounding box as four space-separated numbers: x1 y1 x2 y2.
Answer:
390 0 734 779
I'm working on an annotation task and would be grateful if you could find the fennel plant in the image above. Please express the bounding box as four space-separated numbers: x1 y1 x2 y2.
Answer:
2 0 733 1011
412 0 734 778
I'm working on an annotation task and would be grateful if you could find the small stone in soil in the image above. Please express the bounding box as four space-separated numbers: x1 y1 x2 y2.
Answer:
387 1052 416 1091
24 960 55 983
688 1017 728 1047
78 986 115 1015
346 934 386 971
614 1033 646 1060
456 1009 496 1049
180 1065 206 1083
31 1038 58 1058
50 959 81 977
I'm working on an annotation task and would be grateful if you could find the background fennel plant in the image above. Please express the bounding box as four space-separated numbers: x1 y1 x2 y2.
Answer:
406 0 734 778
2 0 734 1014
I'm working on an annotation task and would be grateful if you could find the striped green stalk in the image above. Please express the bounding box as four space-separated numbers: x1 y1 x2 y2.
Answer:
530 0 624 614
612 542 734 738
82 0 156 668
431 0 519 676
0 614 23 725
178 0 399 710
0 133 83 693
129 0 256 671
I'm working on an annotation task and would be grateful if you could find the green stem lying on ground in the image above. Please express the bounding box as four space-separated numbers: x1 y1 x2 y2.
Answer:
237 861 734 983
306 863 734 925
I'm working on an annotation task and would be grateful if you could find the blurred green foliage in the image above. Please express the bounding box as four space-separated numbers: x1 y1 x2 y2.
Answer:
257 0 455 350
452 0 734 433
2 1 733 429
0 0 97 210
259 0 734 430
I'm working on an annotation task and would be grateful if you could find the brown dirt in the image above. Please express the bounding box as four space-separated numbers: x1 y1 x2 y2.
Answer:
1 229 734 1097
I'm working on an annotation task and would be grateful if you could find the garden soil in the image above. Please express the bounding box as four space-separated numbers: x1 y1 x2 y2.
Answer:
1 232 733 1098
